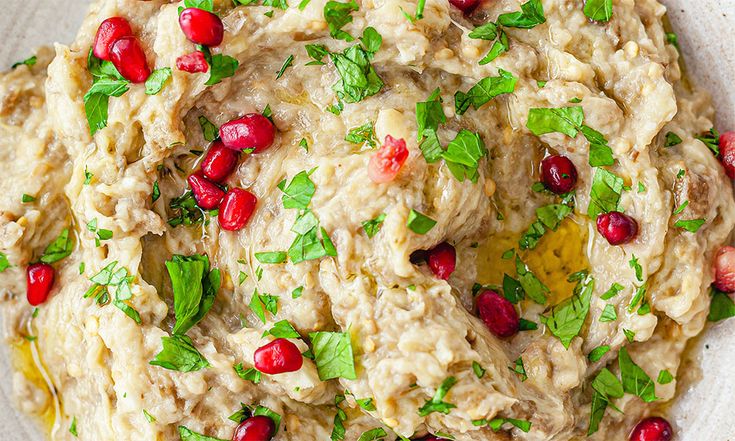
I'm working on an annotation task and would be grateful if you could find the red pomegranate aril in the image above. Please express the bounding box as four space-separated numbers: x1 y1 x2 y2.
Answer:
109 36 151 83
179 8 225 47
596 211 638 245
176 51 209 73
218 188 257 231
201 140 240 183
232 415 276 441
541 155 578 194
427 242 456 280
714 246 735 292
27 263 55 306
476 290 519 338
629 417 673 441
93 17 134 61
368 135 409 183
188 173 225 210
253 338 303 374
220 114 276 153
449 0 479 13
718 131 735 179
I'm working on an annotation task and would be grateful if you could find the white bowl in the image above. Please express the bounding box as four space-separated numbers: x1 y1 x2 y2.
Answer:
0 0 733 439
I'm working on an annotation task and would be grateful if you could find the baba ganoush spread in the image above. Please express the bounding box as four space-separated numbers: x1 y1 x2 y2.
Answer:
2 0 735 440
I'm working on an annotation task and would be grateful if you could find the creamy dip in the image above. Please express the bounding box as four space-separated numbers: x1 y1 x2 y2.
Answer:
0 0 733 440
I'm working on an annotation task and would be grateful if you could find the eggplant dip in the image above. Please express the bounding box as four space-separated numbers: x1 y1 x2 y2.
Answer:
2 0 735 440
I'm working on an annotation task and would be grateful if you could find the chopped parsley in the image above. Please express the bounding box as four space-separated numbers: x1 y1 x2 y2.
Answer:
587 168 624 218
264 320 300 339
476 417 531 433
588 345 610 362
144 68 172 95
519 203 573 250
497 0 546 29
0 253 9 273
519 318 538 330
696 128 720 155
276 55 294 79
329 36 384 104
587 367 624 435
619 347 657 402
406 209 436 234
292 286 304 299
601 282 624 300
418 376 457 416
21 194 36 203
197 46 239 86
599 304 617 322
86 218 113 246
502 274 524 303
279 170 316 209
198 115 218 142
442 130 488 182
143 410 157 423
623 328 636 342
178 426 226 441
234 363 262 384
149 334 210 372
357 428 387 441
254 251 288 264
249 289 279 323
166 254 220 335
674 218 706 233
657 369 674 385
583 0 613 22
84 49 130 135
11 55 37 69
665 131 682 147
323 0 359 41
454 69 517 116
510 357 527 381
515 256 549 304
472 361 486 378
309 331 357 380
84 261 141 323
629 255 643 282
40 229 74 264
362 213 386 238
345 121 378 147
69 417 78 437
541 272 594 348
708 288 735 322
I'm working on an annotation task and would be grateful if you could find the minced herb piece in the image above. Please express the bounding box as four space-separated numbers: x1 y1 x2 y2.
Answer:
519 203 573 250
497 0 545 29
619 347 657 402
198 115 218 142
708 289 735 322
279 170 316 209
657 369 674 385
484 418 532 433
623 328 636 342
84 261 141 323
587 367 624 435
583 0 613 22
166 254 220 335
673 200 689 215
454 69 517 116
696 128 720 155
292 286 304 299
150 334 210 372
305 44 329 65
357 428 387 441
599 304 617 322
324 0 359 41
629 255 643 282
249 289 279 323
472 361 486 378
184 0 214 11
519 318 538 331
442 129 487 183
418 376 457 416
345 121 378 147
21 194 36 203
234 363 262 384
11 55 37 69
510 357 527 381
178 426 227 441
41 229 74 264
362 213 386 238
515 256 549 304
276 55 294 79
588 168 624 218
329 38 384 103
588 345 610 362
541 272 594 348
637 182 646 193
0 253 12 272
86 218 113 246
407 209 436 234
601 282 624 300
675 218 706 233
143 410 157 423
299 138 309 151
665 131 682 147
84 49 130 135
502 274 525 303
145 68 172 95
264 320 300 339
254 251 288 264
309 331 357 380
69 417 78 437
628 284 647 312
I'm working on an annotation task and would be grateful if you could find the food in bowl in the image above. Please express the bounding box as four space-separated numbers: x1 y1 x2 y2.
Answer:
1 0 735 440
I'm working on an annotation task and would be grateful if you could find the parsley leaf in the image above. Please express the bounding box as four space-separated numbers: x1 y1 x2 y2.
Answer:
519 203 573 249
362 213 386 238
0 253 10 273
696 128 720 155
324 0 359 41
178 426 226 441
510 357 527 381
150 335 210 372
407 209 436 234
526 106 584 138
541 272 594 348
664 131 682 147
145 68 172 95
708 289 735 322
309 331 357 380
497 0 546 29
198 115 218 142
40 229 74 264
345 121 378 147
357 428 387 441
618 347 657 402
234 363 262 384
360 27 382 54
657 369 674 384
305 44 329 65
442 129 487 182
515 256 549 304
330 44 384 103
418 377 457 416
11 55 37 69
84 50 130 135
583 0 613 22
599 304 617 322
629 255 643 282
255 251 288 264
184 0 214 11
674 218 706 233
279 170 316 209
276 55 294 79
588 345 610 362
416 88 446 140
587 168 624 218
264 320 300 339
166 254 220 335
249 289 279 324
454 69 517 116
472 361 486 378
205 54 239 86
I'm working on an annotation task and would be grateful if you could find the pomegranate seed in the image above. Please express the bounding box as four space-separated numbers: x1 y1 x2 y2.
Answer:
596 211 638 245
176 51 209 73
714 246 735 292
449 0 479 13
218 188 257 231
219 114 276 153
233 415 276 441
368 135 409 183
179 8 225 47
109 36 151 83
718 131 735 179
93 17 134 61
253 338 303 374
201 140 240 183
629 417 673 441
541 155 578 194
476 290 519 338
427 242 456 280
188 173 225 210
27 263 55 306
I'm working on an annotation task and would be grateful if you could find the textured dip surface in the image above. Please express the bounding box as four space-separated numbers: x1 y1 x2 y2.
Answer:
0 0 733 440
